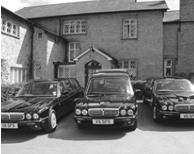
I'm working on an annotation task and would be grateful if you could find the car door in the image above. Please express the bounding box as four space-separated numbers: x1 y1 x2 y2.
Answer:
60 79 75 113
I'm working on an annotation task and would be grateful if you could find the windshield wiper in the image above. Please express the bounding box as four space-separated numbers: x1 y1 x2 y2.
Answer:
87 93 105 97
157 89 174 92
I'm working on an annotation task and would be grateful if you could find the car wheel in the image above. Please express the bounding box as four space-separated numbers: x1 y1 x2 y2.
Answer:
43 109 57 133
153 106 161 122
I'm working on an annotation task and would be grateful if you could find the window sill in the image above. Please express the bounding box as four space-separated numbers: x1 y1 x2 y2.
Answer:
121 37 138 40
2 31 20 39
62 33 87 36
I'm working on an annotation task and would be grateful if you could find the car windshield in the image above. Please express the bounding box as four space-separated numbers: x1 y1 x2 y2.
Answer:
155 79 194 92
16 82 58 97
87 77 133 95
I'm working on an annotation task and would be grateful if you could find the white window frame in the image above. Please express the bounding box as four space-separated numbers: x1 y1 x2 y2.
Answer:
164 59 173 77
63 20 87 35
58 65 76 78
120 59 137 79
10 67 27 84
1 19 19 37
68 42 80 62
123 18 137 39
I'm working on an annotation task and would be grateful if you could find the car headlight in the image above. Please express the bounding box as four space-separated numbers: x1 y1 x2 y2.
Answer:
82 109 88 116
26 113 32 120
75 109 81 115
127 109 134 116
120 109 127 116
33 113 39 119
161 105 167 111
168 105 174 111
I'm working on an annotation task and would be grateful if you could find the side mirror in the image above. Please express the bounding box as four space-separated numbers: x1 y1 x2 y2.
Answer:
134 89 144 103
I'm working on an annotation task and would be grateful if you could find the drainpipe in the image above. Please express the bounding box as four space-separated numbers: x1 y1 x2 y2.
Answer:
29 25 34 80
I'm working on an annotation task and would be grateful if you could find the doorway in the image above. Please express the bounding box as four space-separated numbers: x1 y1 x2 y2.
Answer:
85 60 101 87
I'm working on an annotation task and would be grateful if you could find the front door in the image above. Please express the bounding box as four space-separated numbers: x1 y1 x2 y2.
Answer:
85 60 102 87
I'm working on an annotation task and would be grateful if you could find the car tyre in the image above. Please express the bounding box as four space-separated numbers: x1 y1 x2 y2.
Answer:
43 109 57 133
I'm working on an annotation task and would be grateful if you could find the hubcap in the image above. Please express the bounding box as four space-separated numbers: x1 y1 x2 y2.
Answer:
51 112 57 128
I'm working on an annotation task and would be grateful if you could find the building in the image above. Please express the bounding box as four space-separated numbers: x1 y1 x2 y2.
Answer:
163 0 194 80
16 0 168 86
1 6 66 84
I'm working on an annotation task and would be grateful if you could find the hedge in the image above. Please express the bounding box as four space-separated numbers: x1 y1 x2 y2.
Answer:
1 84 23 103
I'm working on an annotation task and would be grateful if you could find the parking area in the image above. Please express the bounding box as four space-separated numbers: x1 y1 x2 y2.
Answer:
2 103 194 154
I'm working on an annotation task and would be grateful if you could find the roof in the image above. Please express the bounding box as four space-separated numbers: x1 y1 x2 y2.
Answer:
1 6 31 24
16 0 168 19
163 10 180 23
1 6 66 39
74 46 116 62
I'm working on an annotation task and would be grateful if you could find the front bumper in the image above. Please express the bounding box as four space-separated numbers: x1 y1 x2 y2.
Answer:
1 116 49 130
74 115 137 128
157 109 194 121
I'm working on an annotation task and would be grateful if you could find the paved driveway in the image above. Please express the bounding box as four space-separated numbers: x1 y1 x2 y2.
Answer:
2 104 194 154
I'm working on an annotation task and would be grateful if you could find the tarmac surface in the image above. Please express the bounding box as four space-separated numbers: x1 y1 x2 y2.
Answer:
1 103 194 154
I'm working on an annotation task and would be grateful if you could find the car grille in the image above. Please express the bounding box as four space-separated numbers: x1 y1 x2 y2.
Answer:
1 112 24 122
175 104 194 112
88 108 119 117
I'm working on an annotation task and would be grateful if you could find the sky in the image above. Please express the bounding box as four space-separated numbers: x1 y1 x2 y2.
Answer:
1 0 179 12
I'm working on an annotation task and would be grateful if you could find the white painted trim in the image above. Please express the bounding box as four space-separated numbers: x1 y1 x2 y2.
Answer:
74 48 91 61
93 47 112 61
74 46 112 61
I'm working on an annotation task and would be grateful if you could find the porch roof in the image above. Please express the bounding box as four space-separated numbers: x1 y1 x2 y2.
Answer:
74 46 117 62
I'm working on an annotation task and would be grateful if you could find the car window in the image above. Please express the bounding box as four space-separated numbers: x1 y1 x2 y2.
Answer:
63 79 73 90
70 79 81 89
87 77 133 95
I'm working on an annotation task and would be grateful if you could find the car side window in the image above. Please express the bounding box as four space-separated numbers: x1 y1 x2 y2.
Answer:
63 79 73 91
70 79 81 89
59 82 66 93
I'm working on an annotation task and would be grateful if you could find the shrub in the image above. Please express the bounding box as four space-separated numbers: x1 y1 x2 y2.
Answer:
1 83 23 103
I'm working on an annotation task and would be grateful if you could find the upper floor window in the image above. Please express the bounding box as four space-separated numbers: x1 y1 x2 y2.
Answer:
123 18 137 39
63 20 87 35
68 42 80 62
1 19 19 37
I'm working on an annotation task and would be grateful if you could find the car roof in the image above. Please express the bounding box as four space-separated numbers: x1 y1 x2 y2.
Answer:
92 69 130 77
29 79 58 83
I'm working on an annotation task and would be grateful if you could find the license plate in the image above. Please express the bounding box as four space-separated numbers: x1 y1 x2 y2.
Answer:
1 123 18 129
180 114 194 119
92 119 114 125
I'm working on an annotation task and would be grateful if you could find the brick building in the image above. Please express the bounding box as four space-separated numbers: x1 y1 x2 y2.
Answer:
16 0 167 86
163 0 194 81
1 6 66 84
2 0 193 87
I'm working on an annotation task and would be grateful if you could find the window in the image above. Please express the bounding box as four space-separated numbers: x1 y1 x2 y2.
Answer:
68 42 80 62
10 67 27 84
58 65 76 78
120 59 137 79
164 59 173 77
123 18 137 39
63 20 87 35
1 19 19 37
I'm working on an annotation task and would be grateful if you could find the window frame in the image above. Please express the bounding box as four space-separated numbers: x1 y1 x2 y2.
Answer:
164 59 173 77
120 59 138 79
1 19 19 38
10 66 27 84
63 19 87 35
122 18 137 40
68 42 80 62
